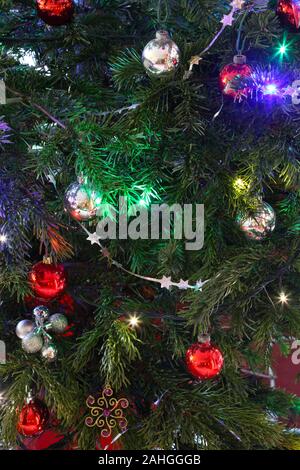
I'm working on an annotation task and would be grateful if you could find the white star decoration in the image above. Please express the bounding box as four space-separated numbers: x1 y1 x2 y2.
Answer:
160 276 172 290
159 276 210 291
83 227 210 292
221 11 235 27
195 279 210 291
178 279 190 290
230 0 245 9
86 231 101 245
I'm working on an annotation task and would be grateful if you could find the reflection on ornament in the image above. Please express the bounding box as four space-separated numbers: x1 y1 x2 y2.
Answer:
33 305 50 322
17 398 49 437
64 179 101 222
142 31 180 76
277 0 300 29
36 0 74 27
16 320 35 339
236 201 276 241
48 313 68 333
186 336 224 380
41 342 58 362
219 55 252 99
29 258 67 300
22 331 44 354
85 385 129 437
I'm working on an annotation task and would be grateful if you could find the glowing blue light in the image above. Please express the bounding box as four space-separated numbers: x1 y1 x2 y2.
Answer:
264 84 278 95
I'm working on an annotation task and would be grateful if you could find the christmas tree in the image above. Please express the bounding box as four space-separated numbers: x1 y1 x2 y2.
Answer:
1 0 300 451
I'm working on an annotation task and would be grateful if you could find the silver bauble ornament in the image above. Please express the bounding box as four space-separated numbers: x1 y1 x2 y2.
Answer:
16 320 35 339
48 313 68 333
33 305 50 322
22 331 43 354
142 30 180 76
41 343 58 362
64 179 100 222
237 201 276 241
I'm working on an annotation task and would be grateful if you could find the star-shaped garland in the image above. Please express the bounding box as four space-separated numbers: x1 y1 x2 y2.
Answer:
81 225 210 292
186 0 245 78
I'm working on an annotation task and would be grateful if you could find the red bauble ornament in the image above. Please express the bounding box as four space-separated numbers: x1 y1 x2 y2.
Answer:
219 55 252 99
17 399 49 437
29 257 67 300
277 0 300 29
36 0 74 27
97 434 123 451
186 336 224 380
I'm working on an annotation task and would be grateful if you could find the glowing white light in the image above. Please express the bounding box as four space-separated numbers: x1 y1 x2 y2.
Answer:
264 84 277 95
279 45 287 54
7 49 50 75
19 49 37 67
128 315 140 328
0 234 7 243
278 291 288 304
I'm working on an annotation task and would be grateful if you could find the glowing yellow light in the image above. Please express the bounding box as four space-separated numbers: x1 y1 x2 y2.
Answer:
233 177 249 194
0 234 7 243
128 315 140 328
278 291 288 304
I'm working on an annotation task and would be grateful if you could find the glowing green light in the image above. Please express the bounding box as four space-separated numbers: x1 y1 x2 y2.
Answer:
275 37 292 60
279 45 287 55
139 198 148 207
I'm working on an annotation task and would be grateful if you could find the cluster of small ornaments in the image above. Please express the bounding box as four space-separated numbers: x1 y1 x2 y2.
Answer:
16 305 68 362
185 334 224 380
36 0 74 26
64 176 101 222
142 30 180 76
236 201 276 241
17 392 49 437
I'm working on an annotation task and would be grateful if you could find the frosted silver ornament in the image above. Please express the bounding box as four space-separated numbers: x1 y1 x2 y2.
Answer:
64 179 100 222
41 343 58 362
16 320 35 339
22 331 43 354
142 30 180 76
48 313 68 333
33 305 50 322
236 201 276 241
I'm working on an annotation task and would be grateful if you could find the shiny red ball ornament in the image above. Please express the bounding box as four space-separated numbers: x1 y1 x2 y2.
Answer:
36 0 74 27
29 257 67 300
17 399 49 437
186 336 224 380
277 0 300 29
219 55 252 99
97 434 123 451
